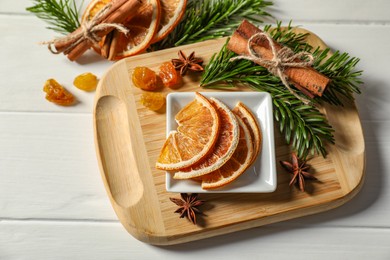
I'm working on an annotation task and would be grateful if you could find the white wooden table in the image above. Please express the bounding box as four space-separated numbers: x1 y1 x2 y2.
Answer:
1 0 389 258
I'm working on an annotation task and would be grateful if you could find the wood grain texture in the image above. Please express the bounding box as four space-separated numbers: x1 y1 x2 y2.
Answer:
9 0 390 21
93 32 365 245
1 16 389 119
275 0 390 23
0 116 386 224
2 0 390 258
0 113 117 220
1 221 389 259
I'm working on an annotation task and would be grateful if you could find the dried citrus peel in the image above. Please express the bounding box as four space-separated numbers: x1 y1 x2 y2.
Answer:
232 101 262 164
156 92 220 170
173 97 239 179
201 116 254 189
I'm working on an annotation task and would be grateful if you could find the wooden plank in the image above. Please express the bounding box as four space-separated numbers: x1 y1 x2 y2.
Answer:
0 0 87 14
0 16 112 114
275 0 390 23
0 221 389 259
0 113 388 226
0 112 116 220
0 1 31 14
1 16 390 119
0 113 390 226
3 0 390 22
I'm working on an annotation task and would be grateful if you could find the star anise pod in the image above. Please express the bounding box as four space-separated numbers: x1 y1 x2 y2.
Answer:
171 50 204 76
169 193 205 225
280 153 317 192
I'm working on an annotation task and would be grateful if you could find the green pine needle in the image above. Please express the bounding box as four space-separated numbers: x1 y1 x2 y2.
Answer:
26 0 82 34
312 49 363 105
264 21 310 51
201 41 335 158
151 0 272 50
200 23 363 159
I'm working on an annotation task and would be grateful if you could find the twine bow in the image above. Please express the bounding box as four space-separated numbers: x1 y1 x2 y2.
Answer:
44 3 129 55
231 32 315 104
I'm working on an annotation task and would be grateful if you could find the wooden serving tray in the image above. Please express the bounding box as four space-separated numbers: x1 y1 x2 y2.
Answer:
93 30 365 245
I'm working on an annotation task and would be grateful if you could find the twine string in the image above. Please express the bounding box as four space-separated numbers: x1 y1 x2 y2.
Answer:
231 32 315 105
43 3 129 55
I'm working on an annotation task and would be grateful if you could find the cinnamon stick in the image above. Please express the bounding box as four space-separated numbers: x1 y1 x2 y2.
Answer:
227 20 330 96
100 32 114 59
55 0 132 52
66 0 143 61
108 29 126 61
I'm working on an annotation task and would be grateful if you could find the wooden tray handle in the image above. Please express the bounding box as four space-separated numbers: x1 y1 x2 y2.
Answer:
94 61 165 243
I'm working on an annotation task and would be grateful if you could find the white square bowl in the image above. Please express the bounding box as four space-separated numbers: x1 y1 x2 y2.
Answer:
165 92 276 193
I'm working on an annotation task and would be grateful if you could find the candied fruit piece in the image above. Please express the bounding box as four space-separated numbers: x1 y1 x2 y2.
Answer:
132 67 158 91
159 61 180 88
140 92 166 111
43 79 75 106
73 72 98 91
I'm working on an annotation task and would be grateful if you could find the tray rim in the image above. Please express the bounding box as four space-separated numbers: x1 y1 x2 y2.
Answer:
93 34 366 245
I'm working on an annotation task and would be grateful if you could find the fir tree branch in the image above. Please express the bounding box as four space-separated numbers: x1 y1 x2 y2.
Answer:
264 23 364 105
312 49 363 105
200 22 363 159
26 0 82 35
151 0 272 50
264 21 310 52
201 40 335 158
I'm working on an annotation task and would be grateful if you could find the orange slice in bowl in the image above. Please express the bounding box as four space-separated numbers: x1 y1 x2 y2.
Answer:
201 116 254 190
232 101 262 164
152 0 187 43
82 0 161 60
156 92 220 171
173 97 239 179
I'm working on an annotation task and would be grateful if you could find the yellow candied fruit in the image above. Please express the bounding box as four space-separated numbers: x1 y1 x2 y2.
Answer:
132 67 159 91
140 92 166 111
73 72 98 91
43 79 75 106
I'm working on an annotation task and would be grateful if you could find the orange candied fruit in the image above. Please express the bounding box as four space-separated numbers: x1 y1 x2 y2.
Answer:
73 72 98 91
140 92 166 111
159 61 180 88
43 79 75 106
132 67 159 91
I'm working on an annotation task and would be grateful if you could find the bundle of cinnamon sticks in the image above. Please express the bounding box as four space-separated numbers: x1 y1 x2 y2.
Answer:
227 20 330 98
52 0 143 61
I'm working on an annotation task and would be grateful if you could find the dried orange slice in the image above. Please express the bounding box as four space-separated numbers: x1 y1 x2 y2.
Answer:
82 0 161 60
152 0 187 43
82 0 110 21
232 101 262 163
201 116 254 190
156 92 220 171
174 97 239 179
